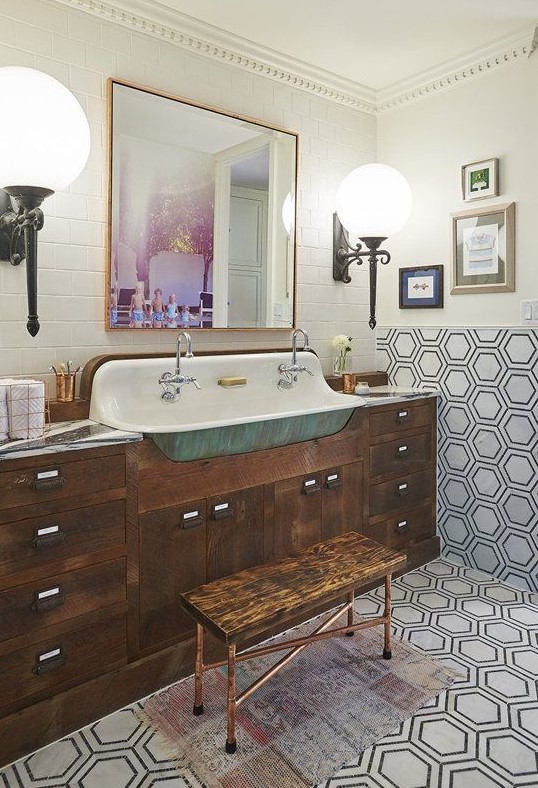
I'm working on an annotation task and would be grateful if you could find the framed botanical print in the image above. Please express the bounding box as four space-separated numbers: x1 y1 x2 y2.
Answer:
461 158 499 202
451 202 515 294
399 265 444 309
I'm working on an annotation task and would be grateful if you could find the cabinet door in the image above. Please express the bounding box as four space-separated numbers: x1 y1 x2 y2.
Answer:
273 473 322 559
321 462 363 540
207 487 264 582
139 500 206 652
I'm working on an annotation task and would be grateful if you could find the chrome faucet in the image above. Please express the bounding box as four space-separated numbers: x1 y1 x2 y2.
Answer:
278 328 314 390
159 331 201 402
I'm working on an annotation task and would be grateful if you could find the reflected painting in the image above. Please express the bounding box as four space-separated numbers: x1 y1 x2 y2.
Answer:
107 80 297 330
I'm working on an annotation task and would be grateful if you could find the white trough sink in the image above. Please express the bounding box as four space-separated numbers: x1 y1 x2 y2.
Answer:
89 351 365 461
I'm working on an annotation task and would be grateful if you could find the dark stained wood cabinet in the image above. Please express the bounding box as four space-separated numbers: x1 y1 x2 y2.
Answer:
0 394 438 768
207 487 265 582
321 463 363 541
365 397 438 567
272 472 322 559
138 500 207 652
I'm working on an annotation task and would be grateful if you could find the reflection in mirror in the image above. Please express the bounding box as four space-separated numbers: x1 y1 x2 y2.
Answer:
108 80 297 330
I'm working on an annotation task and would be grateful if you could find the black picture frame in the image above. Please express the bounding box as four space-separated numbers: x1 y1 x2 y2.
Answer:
399 265 444 309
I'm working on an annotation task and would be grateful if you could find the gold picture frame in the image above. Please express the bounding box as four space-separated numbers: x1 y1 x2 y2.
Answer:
450 202 515 295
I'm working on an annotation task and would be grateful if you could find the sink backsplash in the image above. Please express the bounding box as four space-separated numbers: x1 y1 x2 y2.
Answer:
378 327 538 594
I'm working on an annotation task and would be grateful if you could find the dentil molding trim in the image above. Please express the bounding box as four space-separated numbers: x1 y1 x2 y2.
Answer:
378 24 538 113
54 0 378 114
55 0 536 116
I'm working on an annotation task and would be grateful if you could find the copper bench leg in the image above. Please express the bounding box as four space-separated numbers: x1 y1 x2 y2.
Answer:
383 573 392 660
345 590 354 636
193 623 205 715
226 643 237 754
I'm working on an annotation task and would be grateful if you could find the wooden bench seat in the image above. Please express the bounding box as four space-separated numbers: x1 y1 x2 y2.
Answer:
180 532 407 754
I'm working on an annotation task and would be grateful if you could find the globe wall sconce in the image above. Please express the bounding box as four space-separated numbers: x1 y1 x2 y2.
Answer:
333 163 412 329
0 67 90 336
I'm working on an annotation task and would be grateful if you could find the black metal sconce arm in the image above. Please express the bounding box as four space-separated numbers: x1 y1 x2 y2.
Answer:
0 186 53 337
332 212 391 330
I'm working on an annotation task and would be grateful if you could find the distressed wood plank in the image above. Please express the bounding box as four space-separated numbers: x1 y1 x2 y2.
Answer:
180 532 406 644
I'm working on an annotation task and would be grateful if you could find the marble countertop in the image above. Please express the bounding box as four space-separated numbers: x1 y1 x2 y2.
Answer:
357 386 440 407
0 419 142 461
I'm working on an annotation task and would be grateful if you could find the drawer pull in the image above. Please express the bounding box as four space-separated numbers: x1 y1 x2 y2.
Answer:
32 525 65 549
303 478 321 495
31 469 66 492
397 483 409 497
32 586 65 613
212 502 233 520
33 647 66 676
396 410 410 424
395 445 410 459
325 473 341 490
180 510 205 529
396 520 409 533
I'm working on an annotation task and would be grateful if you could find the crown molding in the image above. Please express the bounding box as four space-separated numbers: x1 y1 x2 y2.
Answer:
378 24 538 113
54 0 377 114
53 1 536 117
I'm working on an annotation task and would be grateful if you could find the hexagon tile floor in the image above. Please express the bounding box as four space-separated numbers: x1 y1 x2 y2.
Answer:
1 559 537 788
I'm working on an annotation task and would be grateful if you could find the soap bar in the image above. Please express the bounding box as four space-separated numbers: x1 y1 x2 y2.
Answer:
218 377 247 387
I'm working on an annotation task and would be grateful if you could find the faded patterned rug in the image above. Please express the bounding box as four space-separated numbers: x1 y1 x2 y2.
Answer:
137 618 459 787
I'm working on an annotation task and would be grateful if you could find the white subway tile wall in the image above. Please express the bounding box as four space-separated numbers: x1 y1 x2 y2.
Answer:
0 0 377 391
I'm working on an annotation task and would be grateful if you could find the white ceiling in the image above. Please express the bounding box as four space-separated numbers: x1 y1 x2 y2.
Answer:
150 0 538 90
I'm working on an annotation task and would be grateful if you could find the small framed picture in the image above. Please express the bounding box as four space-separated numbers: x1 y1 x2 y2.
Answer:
399 265 444 309
461 158 499 202
451 202 515 294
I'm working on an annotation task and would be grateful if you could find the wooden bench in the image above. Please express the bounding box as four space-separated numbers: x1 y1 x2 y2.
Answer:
180 532 407 754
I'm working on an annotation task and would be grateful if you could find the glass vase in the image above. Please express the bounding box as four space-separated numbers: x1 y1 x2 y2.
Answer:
333 352 350 376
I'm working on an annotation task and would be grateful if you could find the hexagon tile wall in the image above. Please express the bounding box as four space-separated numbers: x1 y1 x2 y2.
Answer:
377 328 538 593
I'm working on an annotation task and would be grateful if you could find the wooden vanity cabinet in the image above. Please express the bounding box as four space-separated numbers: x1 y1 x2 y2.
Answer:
138 500 207 652
271 462 363 558
206 487 265 582
0 445 128 725
365 397 439 568
0 394 438 767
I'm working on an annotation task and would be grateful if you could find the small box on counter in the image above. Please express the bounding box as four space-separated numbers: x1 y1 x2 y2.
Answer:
0 379 46 441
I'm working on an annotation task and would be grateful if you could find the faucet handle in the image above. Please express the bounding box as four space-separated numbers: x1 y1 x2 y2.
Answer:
159 371 174 387
300 365 314 376
190 377 201 390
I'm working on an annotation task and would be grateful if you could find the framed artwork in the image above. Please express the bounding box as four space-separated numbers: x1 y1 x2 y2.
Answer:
451 202 515 294
461 157 499 202
399 265 444 309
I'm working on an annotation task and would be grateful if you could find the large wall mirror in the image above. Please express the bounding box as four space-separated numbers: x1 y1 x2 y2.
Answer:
107 79 297 330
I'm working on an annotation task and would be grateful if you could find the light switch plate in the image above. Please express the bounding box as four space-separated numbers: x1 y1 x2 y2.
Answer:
520 299 538 325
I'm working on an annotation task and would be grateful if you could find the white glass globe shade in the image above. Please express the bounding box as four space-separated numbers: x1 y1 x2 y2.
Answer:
0 67 90 192
335 163 412 238
282 192 295 235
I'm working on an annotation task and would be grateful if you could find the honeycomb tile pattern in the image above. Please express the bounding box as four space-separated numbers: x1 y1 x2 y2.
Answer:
377 328 538 593
1 560 536 787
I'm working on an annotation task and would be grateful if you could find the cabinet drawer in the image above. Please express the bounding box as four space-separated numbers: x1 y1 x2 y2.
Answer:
139 500 207 652
0 455 125 512
369 432 431 478
369 469 433 517
0 614 126 714
207 487 264 582
369 402 432 437
273 473 322 559
321 463 363 540
0 500 125 579
362 505 434 548
0 559 126 644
